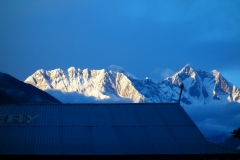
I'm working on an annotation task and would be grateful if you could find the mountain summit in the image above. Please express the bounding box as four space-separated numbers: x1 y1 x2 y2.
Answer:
25 65 240 104
25 66 144 103
164 65 240 105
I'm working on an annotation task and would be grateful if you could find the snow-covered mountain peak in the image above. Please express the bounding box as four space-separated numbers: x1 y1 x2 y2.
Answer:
32 69 47 78
212 69 221 77
177 64 193 73
36 69 44 73
108 65 137 79
25 66 145 103
108 65 125 73
161 64 240 105
178 64 195 73
82 68 89 73
68 66 77 72
165 65 197 86
211 70 228 85
47 68 65 77
24 65 240 105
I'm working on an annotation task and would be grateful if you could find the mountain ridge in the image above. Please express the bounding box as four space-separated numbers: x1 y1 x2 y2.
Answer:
24 65 240 104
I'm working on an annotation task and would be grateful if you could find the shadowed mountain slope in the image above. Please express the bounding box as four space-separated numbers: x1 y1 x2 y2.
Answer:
0 72 61 104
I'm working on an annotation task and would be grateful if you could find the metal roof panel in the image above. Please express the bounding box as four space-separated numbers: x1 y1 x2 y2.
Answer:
0 103 239 155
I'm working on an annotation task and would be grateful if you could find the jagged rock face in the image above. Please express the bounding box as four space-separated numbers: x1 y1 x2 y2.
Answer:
25 66 145 103
164 65 240 105
25 65 240 105
232 86 240 102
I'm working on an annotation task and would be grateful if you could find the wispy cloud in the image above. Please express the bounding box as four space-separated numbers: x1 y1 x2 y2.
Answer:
149 68 175 82
46 89 133 103
48 88 239 142
183 102 240 138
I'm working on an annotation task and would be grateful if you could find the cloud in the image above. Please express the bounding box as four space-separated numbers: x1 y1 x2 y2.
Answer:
183 102 240 138
45 89 133 103
148 68 175 82
45 89 240 143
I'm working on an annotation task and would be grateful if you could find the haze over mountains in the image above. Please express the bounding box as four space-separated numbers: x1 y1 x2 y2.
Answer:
25 65 240 105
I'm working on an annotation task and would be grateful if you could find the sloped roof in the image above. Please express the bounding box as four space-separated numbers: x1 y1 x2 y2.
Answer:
0 103 239 155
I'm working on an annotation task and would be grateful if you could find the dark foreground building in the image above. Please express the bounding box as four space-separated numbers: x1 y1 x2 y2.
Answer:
0 103 239 160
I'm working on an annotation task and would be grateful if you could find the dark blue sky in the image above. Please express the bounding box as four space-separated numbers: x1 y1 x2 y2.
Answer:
1 0 240 86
